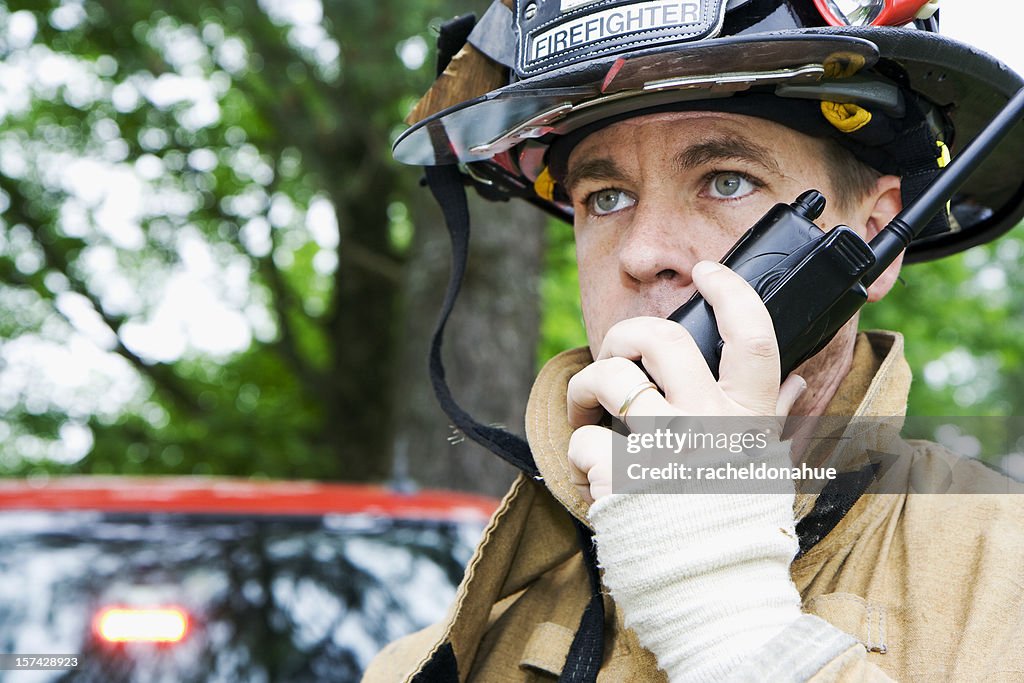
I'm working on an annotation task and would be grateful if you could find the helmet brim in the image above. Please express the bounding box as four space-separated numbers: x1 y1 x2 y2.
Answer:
394 33 880 165
394 27 1024 262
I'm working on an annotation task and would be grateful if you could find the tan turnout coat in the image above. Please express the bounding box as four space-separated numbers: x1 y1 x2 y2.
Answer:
365 332 1024 681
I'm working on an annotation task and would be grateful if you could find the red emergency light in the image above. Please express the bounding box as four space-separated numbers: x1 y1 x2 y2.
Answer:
94 607 189 644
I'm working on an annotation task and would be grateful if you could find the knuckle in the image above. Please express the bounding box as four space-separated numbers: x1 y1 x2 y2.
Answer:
566 371 584 395
569 426 612 465
605 317 640 341
577 423 609 440
605 356 640 382
654 321 693 346
742 333 779 359
607 315 661 339
568 364 599 394
567 431 585 460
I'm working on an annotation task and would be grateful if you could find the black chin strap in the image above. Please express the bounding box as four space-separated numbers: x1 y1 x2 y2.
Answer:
423 164 539 478
424 163 605 683
560 522 606 683
421 13 540 478
418 12 602 680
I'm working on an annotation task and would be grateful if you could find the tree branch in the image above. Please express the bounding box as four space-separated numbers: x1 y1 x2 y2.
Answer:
0 175 203 415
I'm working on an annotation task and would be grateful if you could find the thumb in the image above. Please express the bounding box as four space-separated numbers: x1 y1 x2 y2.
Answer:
776 374 807 417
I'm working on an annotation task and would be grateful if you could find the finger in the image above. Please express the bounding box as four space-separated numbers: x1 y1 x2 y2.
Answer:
776 374 807 417
691 260 780 412
596 317 718 405
567 424 617 503
567 356 667 428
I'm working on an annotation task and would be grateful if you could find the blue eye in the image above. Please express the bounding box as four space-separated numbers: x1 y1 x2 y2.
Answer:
708 172 756 199
588 189 636 215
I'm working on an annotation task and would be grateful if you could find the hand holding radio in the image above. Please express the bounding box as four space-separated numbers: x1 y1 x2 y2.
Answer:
566 286 807 505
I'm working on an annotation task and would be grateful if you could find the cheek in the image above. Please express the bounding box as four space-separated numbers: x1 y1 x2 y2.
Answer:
815 201 858 237
573 221 615 278
579 294 622 357
573 227 619 349
690 202 773 254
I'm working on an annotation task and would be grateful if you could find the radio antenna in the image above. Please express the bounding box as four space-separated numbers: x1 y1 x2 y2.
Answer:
863 87 1024 285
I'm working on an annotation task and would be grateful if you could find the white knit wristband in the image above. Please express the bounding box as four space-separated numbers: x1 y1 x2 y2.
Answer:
588 438 803 682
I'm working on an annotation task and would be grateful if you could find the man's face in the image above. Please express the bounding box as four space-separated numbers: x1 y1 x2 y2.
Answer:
565 111 860 355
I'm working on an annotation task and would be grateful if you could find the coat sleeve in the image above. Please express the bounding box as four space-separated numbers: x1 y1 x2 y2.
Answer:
725 614 898 682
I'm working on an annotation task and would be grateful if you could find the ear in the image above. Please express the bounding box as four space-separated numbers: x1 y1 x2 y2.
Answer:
861 175 904 303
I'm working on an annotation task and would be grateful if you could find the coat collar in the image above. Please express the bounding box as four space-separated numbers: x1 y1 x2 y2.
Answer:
525 331 912 527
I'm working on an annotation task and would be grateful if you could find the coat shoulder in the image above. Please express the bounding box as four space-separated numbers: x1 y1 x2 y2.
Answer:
361 622 446 683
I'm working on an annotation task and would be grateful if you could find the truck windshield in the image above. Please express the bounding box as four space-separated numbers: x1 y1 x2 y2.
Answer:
0 510 481 682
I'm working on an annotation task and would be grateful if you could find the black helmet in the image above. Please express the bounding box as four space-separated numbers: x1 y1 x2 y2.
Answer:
394 0 1024 262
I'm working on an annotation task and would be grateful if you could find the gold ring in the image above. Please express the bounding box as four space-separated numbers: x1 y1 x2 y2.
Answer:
618 381 658 420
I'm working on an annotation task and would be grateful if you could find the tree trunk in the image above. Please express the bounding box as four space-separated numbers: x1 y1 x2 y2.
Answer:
327 157 404 483
390 186 547 498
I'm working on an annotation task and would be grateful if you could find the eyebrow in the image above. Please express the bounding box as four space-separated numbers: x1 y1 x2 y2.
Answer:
562 132 783 196
676 135 782 175
562 157 628 196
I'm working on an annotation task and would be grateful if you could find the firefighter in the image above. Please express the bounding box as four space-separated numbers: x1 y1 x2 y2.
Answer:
367 2 1024 680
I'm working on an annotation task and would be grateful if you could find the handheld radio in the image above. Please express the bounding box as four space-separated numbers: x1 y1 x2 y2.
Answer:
669 88 1024 378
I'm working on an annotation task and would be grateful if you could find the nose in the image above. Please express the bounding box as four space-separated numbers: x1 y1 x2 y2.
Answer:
617 202 702 289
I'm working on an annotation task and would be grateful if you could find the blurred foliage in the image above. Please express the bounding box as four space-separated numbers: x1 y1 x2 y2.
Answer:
0 0 483 478
1 0 1022 480
860 227 1024 464
859 231 1024 418
538 218 586 364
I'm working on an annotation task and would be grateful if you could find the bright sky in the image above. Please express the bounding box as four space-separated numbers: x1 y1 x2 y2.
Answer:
942 1 1024 75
